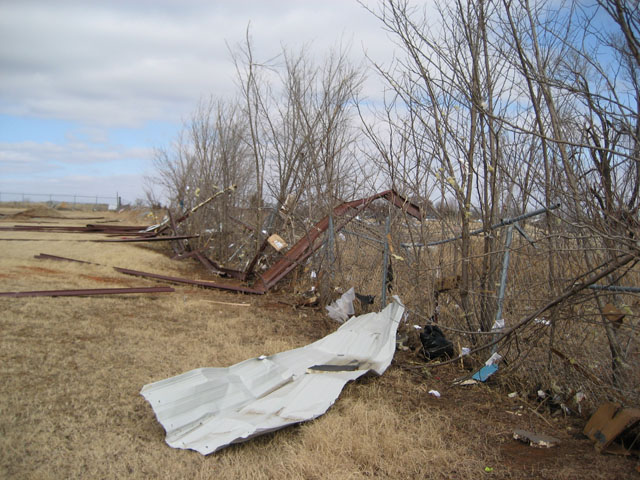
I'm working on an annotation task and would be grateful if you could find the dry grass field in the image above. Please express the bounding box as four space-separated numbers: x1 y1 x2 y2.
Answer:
1 205 638 479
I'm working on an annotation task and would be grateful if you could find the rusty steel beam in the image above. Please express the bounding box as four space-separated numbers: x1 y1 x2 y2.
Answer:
95 234 198 243
34 252 263 294
199 254 246 281
0 224 149 234
0 286 175 298
113 267 265 294
34 253 94 264
194 251 227 276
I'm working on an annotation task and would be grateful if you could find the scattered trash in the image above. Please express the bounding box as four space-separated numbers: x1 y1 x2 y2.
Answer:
513 429 560 448
267 234 287 251
396 333 410 351
491 318 505 331
461 347 470 356
419 325 454 360
354 292 375 306
413 324 422 330
538 390 547 399
326 287 356 323
534 317 551 326
428 390 441 398
584 402 640 454
574 392 586 414
458 379 478 386
485 352 502 366
484 466 493 473
140 298 405 455
508 392 518 398
506 406 524 416
471 364 498 382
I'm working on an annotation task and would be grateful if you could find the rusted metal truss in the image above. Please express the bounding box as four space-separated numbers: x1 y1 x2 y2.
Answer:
254 189 422 291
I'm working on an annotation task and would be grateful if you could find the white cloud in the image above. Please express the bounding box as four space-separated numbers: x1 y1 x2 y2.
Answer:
0 0 433 202
0 140 151 171
0 0 397 127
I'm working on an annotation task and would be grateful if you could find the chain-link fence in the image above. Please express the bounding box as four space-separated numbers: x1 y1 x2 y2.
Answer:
0 192 119 210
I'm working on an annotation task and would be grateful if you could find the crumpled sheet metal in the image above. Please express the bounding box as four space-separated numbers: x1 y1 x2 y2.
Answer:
140 298 404 455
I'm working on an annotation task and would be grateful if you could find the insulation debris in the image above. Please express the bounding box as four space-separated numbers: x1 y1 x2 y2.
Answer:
140 297 405 455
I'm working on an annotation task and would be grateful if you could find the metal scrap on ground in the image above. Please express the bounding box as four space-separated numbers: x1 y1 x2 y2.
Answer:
140 298 405 455
513 430 560 448
33 189 423 295
0 286 175 298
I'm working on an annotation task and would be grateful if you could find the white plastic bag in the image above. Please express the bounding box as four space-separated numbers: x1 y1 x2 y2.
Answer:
325 287 356 323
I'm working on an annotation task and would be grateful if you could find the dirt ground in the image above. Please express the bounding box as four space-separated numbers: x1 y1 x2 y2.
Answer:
1 206 638 479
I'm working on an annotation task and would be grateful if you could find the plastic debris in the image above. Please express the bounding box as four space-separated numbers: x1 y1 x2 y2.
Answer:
471 364 498 382
420 325 454 360
461 347 471 356
428 390 441 398
325 287 356 323
458 379 478 386
485 352 502 366
491 318 505 331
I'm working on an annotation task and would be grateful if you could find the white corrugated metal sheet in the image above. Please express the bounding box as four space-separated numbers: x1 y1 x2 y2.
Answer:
140 297 404 455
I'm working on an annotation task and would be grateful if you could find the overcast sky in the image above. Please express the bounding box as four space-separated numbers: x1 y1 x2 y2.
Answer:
0 0 411 205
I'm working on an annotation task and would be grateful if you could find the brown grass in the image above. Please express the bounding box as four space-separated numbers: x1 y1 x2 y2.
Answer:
0 213 637 479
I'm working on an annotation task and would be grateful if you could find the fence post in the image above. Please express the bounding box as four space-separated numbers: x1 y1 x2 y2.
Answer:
380 214 391 307
327 215 335 283
493 225 514 352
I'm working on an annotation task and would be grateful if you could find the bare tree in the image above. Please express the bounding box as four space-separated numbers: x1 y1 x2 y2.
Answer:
148 96 253 256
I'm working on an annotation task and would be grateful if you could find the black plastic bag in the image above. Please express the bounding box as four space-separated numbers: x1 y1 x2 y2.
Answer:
419 325 454 360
